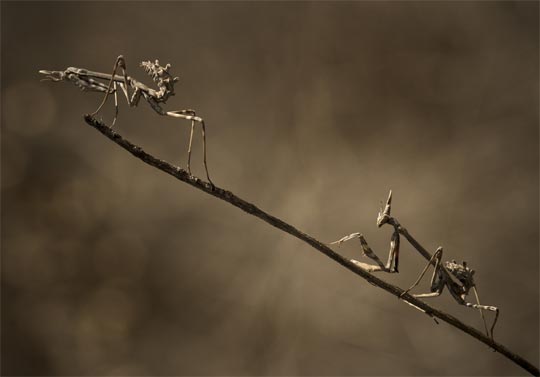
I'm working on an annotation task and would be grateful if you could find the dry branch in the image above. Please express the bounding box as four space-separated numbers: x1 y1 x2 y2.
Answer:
83 114 539 376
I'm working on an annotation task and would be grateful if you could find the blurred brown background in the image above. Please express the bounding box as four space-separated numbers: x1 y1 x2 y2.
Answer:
2 1 538 375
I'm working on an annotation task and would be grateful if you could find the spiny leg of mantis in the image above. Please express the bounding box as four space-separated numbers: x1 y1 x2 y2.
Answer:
330 229 400 273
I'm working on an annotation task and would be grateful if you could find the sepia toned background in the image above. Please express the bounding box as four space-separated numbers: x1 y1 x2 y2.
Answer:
2 1 538 375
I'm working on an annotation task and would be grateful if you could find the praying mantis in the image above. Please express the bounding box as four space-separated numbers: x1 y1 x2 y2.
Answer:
331 190 500 339
40 57 500 339
39 55 213 184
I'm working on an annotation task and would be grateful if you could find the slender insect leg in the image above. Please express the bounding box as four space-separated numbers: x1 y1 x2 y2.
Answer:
166 110 213 185
401 247 443 297
399 291 442 325
464 296 499 338
330 232 361 245
91 55 139 120
91 55 125 117
187 120 195 175
200 120 211 184
112 81 119 127
411 291 443 299
472 286 490 337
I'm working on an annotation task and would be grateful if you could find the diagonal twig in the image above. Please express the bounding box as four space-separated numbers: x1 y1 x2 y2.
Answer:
83 114 539 376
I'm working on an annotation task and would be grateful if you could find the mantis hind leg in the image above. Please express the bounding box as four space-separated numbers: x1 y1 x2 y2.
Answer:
464 291 499 339
166 110 213 185
187 120 195 175
400 247 444 298
111 81 118 127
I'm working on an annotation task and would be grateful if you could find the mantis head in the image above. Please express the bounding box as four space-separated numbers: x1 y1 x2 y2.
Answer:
376 190 393 227
445 259 476 291
39 69 67 82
